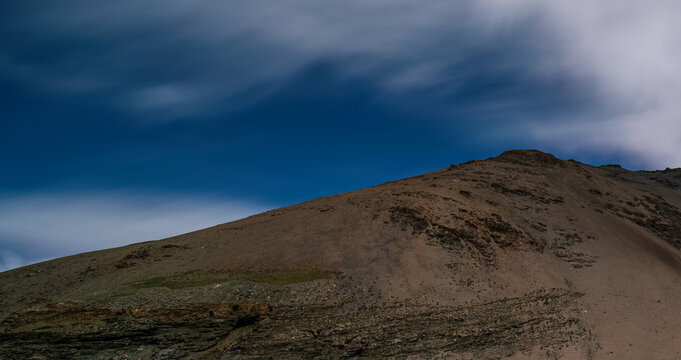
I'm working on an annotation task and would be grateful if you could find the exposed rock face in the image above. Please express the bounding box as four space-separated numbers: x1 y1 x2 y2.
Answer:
1 150 681 359
0 302 272 359
495 149 563 166
227 289 587 359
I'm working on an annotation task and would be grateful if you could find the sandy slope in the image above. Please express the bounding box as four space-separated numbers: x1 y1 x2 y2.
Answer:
2 150 681 359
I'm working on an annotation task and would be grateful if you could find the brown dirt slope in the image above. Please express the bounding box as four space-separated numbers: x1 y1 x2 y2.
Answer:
2 149 681 359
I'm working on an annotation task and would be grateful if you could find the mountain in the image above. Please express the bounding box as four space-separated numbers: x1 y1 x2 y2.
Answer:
2 150 681 359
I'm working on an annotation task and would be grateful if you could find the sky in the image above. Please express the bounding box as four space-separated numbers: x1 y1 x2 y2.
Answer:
2 1 680 271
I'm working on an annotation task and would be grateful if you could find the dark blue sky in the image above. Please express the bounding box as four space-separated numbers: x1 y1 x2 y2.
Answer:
1 1 678 270
0 58 604 205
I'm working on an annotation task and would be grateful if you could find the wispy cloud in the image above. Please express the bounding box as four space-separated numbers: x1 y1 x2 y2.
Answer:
0 191 271 271
3 1 681 166
1 1 541 117
0 250 27 273
123 83 210 120
508 0 681 168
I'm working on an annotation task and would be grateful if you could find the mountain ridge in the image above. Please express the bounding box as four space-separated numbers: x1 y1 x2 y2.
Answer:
2 149 681 359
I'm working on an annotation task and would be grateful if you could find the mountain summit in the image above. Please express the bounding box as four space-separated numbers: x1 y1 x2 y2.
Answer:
2 150 681 359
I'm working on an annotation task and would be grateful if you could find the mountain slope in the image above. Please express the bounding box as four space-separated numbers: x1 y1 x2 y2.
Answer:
2 150 681 359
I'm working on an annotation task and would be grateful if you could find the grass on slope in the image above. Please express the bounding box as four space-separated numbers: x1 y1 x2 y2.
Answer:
80 269 335 304
131 269 335 289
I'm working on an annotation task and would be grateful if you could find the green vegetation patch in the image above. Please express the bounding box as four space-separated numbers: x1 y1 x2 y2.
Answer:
242 269 335 285
82 288 138 304
132 269 335 289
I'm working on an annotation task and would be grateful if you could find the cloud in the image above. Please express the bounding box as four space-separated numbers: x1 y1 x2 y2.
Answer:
0 51 113 95
0 191 271 271
2 1 540 116
124 83 209 120
481 0 681 168
472 0 681 168
0 250 27 273
3 1 681 166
